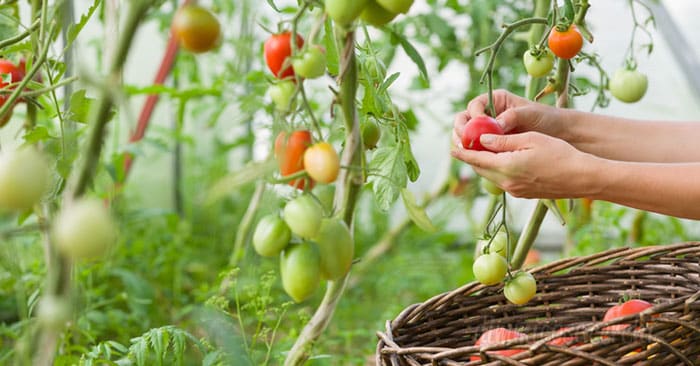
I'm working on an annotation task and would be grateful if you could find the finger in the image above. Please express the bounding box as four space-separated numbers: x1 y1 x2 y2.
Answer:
450 145 498 170
479 132 542 153
453 111 469 137
496 106 541 134
465 94 490 118
452 129 462 149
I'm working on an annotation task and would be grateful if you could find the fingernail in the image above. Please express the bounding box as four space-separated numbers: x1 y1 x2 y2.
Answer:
495 118 506 129
480 134 496 145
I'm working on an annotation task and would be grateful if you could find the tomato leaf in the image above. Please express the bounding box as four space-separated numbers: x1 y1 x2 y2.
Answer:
542 199 566 226
206 160 277 204
68 89 94 124
323 20 339 76
368 147 407 211
389 29 430 86
400 189 437 232
67 0 99 45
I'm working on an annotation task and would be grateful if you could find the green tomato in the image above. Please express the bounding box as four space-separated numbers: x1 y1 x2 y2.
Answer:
312 184 335 214
36 295 72 330
0 147 50 212
325 0 369 25
360 0 398 27
523 48 554 78
482 231 508 258
252 214 291 257
361 120 381 149
313 218 354 280
481 177 503 195
52 198 118 260
269 80 296 112
280 242 321 302
472 253 507 286
292 46 326 79
609 68 648 103
376 0 414 14
504 271 537 305
283 195 324 239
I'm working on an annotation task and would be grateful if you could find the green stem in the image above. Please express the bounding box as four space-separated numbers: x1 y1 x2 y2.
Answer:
511 200 548 270
525 0 552 100
229 181 266 266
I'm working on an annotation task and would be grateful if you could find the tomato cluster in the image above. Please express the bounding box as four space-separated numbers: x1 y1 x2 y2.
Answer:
325 0 414 27
274 131 340 190
0 59 31 126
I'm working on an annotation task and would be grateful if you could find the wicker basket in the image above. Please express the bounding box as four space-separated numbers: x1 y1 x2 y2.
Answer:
376 242 700 365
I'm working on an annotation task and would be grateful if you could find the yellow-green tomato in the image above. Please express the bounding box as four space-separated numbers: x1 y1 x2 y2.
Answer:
252 214 291 257
52 198 118 260
283 195 324 239
0 147 50 212
504 271 537 305
609 68 648 103
325 0 369 26
479 230 508 258
303 142 340 184
312 185 335 214
280 242 321 302
36 295 72 330
292 45 326 79
472 253 507 286
313 218 354 280
269 80 296 112
377 0 414 14
523 48 554 78
360 0 398 27
481 177 504 195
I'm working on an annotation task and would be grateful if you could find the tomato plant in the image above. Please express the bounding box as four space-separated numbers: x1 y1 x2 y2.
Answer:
603 299 653 331
0 148 50 212
361 120 381 149
376 0 414 14
269 80 297 112
172 5 221 54
283 195 324 239
52 199 118 260
548 25 583 60
280 242 321 303
264 32 304 79
274 130 313 189
609 68 648 103
313 218 354 280
471 328 527 362
523 48 554 78
292 45 327 79
252 215 292 257
325 0 369 26
472 253 507 286
303 142 340 184
504 271 537 305
461 115 504 151
360 1 398 27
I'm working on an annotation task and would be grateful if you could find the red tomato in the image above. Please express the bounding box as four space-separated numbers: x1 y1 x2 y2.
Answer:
548 25 583 60
264 32 304 79
603 299 653 331
547 327 576 347
461 116 504 152
0 59 26 84
274 130 314 190
471 328 527 362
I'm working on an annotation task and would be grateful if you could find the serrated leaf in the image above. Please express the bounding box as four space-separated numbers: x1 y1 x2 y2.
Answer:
207 160 277 203
368 147 407 211
401 188 436 232
390 30 429 85
0 6 19 42
67 0 99 44
68 90 94 124
23 126 52 144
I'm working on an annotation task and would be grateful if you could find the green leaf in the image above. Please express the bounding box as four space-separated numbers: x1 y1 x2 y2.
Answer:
0 5 19 43
206 160 277 203
323 20 339 76
403 143 421 182
67 0 99 45
23 126 52 144
68 90 94 124
390 29 430 86
401 188 437 232
368 147 407 211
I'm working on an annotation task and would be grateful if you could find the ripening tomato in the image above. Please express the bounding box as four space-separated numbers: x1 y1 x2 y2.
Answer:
265 32 304 79
325 0 369 26
303 142 340 184
523 48 554 78
548 25 583 60
504 271 537 305
269 80 296 112
360 1 398 27
280 242 321 302
481 177 504 195
172 5 221 53
283 195 324 239
377 0 414 14
292 45 327 79
472 253 507 286
603 299 653 331
471 328 527 362
52 198 118 260
0 147 50 212
313 218 354 280
274 130 313 190
361 120 381 149
609 68 648 103
252 214 291 257
461 115 504 151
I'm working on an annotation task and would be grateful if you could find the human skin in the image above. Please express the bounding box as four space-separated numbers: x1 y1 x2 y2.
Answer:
451 89 700 220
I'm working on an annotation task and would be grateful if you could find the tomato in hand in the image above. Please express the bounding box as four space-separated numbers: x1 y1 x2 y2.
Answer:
360 1 398 27
0 147 51 212
303 142 340 184
52 198 118 260
172 5 221 53
280 242 321 302
283 195 324 239
504 271 537 305
471 328 527 362
265 32 304 79
548 25 583 60
269 80 296 112
274 130 313 190
609 68 648 103
523 48 554 78
292 45 327 79
602 299 653 331
377 0 414 14
461 115 504 152
361 120 381 149
325 0 369 26
313 218 354 280
472 253 507 286
252 214 291 257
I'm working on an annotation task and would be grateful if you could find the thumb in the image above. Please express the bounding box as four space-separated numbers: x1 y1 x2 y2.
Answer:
480 132 535 152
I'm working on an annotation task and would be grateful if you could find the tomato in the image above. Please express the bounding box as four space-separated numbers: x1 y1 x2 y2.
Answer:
472 253 507 286
547 327 577 347
269 80 296 112
252 214 291 257
292 45 326 79
523 249 541 268
376 0 414 14
609 68 648 103
523 48 554 78
274 130 313 190
471 328 527 362
325 0 369 26
481 177 503 195
303 142 340 184
603 299 653 331
313 218 354 280
172 5 221 54
280 242 321 303
548 25 583 60
36 295 72 330
461 115 504 152
52 198 118 260
283 195 324 239
0 59 26 85
361 120 381 149
0 147 50 212
312 184 335 214
504 271 537 305
360 1 398 27
264 32 304 79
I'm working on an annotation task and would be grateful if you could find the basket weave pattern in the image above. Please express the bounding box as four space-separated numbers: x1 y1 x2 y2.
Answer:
376 242 700 365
